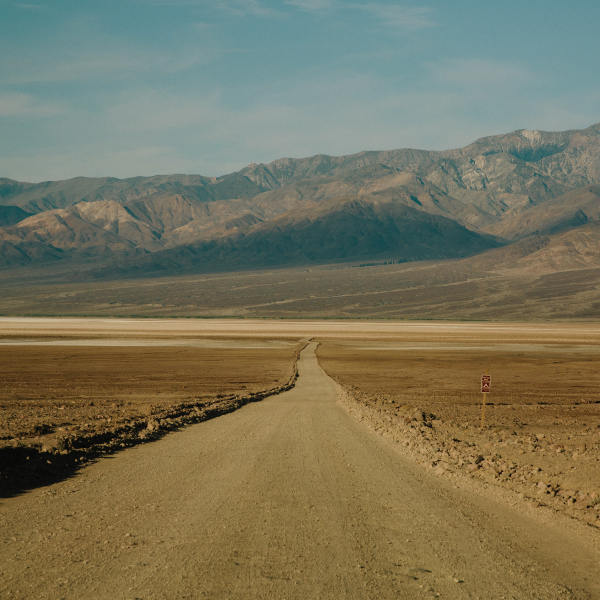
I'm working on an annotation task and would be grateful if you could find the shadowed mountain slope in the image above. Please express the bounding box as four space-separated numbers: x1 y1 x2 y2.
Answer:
0 206 31 227
463 222 600 274
483 185 600 240
89 197 502 279
1 123 600 280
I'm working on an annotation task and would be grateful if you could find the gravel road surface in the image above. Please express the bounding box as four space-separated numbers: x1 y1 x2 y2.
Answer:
1 343 599 599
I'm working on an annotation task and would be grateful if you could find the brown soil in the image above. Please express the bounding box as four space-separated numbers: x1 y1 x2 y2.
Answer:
3 343 599 600
0 344 299 439
316 340 600 528
2 257 600 321
3 317 600 529
0 340 303 494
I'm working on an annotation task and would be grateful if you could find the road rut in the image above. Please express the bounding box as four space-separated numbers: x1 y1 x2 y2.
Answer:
1 342 599 599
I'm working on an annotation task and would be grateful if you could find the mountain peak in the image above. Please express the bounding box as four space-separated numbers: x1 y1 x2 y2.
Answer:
2 122 600 279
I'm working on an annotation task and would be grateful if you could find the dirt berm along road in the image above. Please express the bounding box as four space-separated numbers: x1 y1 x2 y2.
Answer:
2 343 599 599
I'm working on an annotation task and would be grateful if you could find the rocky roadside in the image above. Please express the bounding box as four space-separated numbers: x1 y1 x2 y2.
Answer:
0 345 305 496
337 386 600 530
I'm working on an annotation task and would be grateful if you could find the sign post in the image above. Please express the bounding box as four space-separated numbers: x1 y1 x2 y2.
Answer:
481 370 491 427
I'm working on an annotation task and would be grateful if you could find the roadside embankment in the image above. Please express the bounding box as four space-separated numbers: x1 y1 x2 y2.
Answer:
335 385 600 530
0 343 306 496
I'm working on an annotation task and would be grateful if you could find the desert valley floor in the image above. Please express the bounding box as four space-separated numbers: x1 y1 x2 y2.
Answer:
1 318 599 599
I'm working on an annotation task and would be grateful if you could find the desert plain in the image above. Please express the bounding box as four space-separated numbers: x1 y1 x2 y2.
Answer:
2 318 599 505
1 317 600 598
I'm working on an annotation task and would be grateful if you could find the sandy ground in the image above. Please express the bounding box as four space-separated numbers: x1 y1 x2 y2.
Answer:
0 335 303 495
2 318 600 598
1 259 600 321
316 340 600 530
1 316 599 340
2 343 599 599
0 343 300 437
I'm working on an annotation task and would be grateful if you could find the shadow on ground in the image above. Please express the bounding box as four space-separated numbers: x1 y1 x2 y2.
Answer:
0 445 90 499
1 355 302 499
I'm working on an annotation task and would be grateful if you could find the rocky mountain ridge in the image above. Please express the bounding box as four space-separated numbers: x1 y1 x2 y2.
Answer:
0 123 599 279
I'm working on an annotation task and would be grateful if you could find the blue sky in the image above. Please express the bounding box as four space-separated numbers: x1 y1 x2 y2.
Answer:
1 0 599 182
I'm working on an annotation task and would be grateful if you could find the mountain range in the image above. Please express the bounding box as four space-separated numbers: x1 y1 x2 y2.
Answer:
1 123 600 280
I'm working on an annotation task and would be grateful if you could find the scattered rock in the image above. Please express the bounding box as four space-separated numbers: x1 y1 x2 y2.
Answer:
41 438 67 453
414 410 425 423
336 384 600 530
1 349 304 494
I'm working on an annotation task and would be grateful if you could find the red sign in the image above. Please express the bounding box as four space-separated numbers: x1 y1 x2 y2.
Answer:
481 375 491 393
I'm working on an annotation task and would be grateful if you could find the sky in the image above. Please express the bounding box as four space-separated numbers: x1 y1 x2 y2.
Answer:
1 0 599 182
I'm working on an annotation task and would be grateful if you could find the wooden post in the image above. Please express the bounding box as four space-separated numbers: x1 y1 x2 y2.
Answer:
481 368 489 428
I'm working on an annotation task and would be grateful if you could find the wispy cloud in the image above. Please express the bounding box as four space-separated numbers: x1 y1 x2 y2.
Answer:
134 0 282 16
137 0 434 26
0 92 65 118
130 0 213 5
217 0 283 17
352 3 435 31
0 45 212 85
429 58 536 89
2 66 597 182
286 0 436 30
191 20 215 29
0 145 199 182
9 3 46 9
285 0 335 12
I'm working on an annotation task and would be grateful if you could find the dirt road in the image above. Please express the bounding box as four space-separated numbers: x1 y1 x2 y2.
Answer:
2 343 599 599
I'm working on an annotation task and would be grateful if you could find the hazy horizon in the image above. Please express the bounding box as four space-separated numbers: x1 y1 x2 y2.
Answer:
1 0 599 182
